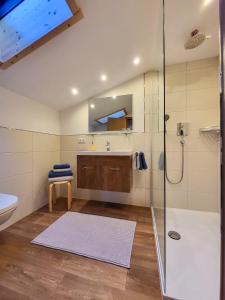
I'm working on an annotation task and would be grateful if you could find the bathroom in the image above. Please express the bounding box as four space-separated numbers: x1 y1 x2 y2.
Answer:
0 0 224 299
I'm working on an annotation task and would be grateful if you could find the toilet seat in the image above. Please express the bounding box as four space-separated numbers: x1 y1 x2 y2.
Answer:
0 193 18 215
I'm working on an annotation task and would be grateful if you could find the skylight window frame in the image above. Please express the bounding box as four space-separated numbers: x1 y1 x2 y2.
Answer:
95 108 128 125
0 0 83 69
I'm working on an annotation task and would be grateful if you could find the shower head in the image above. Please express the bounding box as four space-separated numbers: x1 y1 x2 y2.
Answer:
184 29 210 50
165 114 170 122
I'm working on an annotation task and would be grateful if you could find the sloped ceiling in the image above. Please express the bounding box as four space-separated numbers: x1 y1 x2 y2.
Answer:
0 0 219 110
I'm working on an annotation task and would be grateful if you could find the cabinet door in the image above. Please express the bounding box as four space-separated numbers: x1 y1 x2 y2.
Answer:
77 156 101 190
101 157 131 192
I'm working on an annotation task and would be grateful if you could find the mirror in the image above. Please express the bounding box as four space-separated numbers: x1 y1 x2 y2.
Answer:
88 94 133 132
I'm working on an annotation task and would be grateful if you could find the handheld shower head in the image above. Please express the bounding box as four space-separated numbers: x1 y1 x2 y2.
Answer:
165 114 170 122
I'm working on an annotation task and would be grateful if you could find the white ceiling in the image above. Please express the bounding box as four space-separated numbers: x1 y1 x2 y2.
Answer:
0 0 219 111
165 0 219 65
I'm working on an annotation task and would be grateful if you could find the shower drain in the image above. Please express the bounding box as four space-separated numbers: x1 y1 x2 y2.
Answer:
168 231 181 240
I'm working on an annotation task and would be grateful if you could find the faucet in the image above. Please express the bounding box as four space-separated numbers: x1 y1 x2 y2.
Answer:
106 140 110 151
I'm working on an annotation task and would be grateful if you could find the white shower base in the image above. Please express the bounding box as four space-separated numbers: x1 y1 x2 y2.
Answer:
165 208 220 300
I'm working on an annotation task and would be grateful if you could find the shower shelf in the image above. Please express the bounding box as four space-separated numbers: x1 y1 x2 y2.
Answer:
199 126 220 134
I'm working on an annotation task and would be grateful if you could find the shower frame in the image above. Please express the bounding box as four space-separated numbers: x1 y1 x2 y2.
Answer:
220 0 225 299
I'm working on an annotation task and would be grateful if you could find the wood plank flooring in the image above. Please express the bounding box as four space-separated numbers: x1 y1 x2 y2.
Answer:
0 199 162 300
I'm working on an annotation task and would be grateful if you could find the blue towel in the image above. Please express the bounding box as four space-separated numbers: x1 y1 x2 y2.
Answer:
139 152 148 170
48 170 73 178
53 163 70 170
135 152 139 169
158 152 164 171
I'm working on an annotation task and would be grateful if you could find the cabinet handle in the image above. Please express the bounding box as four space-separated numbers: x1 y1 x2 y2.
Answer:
109 167 120 171
83 166 94 169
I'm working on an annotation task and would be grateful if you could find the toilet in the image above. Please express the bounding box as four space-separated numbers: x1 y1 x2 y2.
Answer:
0 193 18 225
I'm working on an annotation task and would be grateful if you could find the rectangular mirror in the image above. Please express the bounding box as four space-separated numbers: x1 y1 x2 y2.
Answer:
88 94 133 132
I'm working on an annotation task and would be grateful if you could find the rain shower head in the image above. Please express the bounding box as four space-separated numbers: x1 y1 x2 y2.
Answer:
184 29 210 49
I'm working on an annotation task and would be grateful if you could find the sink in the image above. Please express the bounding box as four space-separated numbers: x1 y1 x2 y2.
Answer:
76 150 133 156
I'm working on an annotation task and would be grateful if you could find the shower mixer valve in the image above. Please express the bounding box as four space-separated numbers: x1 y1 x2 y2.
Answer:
177 122 189 136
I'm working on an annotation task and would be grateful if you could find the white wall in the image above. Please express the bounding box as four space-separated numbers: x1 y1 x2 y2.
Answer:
0 86 60 134
60 75 145 135
0 129 60 231
0 86 61 231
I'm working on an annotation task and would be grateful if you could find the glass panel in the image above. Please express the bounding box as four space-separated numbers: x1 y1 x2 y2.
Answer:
0 0 73 62
220 0 225 298
150 0 166 292
164 1 221 299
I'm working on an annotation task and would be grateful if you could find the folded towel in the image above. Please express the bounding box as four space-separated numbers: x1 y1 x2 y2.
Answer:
53 163 70 170
48 170 73 178
158 152 164 171
139 152 148 170
48 176 73 182
53 168 71 173
135 152 139 170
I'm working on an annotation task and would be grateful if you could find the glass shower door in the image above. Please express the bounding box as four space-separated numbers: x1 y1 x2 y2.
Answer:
164 1 221 299
150 0 166 292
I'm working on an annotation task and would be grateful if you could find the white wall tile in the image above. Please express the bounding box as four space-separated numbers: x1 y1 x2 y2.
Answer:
187 88 219 111
33 133 60 152
187 67 218 90
186 109 219 132
0 128 32 153
187 191 219 212
166 91 186 112
0 128 60 231
166 63 186 73
166 190 188 209
166 72 186 93
187 151 218 172
164 57 220 212
186 57 218 71
188 170 218 194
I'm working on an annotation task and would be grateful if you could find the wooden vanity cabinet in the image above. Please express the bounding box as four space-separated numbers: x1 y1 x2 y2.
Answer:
77 155 133 193
77 156 101 190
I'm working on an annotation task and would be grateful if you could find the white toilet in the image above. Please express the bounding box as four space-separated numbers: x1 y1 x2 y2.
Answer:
0 193 18 225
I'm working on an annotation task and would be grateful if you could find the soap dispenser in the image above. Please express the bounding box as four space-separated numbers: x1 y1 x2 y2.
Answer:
89 136 96 151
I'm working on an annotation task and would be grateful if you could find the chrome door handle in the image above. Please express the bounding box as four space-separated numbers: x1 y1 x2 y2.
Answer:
83 166 94 169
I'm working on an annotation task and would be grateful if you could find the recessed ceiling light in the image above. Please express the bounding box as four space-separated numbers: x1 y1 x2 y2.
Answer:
71 88 79 95
101 74 107 81
90 104 95 109
112 95 117 99
133 56 141 65
203 0 213 7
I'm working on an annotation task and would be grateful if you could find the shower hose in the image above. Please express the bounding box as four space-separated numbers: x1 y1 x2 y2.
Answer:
165 136 185 184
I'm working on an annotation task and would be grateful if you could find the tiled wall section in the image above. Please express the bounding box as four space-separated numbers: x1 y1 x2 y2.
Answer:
146 71 165 212
60 131 151 207
165 57 220 211
0 128 60 230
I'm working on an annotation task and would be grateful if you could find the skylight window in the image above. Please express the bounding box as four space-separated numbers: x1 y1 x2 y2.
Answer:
96 109 127 125
0 0 82 68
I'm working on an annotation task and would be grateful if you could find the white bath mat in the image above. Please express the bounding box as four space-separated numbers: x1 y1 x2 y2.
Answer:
31 212 136 268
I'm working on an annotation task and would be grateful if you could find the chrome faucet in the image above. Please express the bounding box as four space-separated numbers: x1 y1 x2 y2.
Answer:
106 140 110 151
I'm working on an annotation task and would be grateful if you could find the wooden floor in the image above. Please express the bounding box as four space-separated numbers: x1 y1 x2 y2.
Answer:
0 199 162 300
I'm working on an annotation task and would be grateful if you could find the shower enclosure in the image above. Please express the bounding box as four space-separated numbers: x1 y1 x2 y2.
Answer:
151 0 222 299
